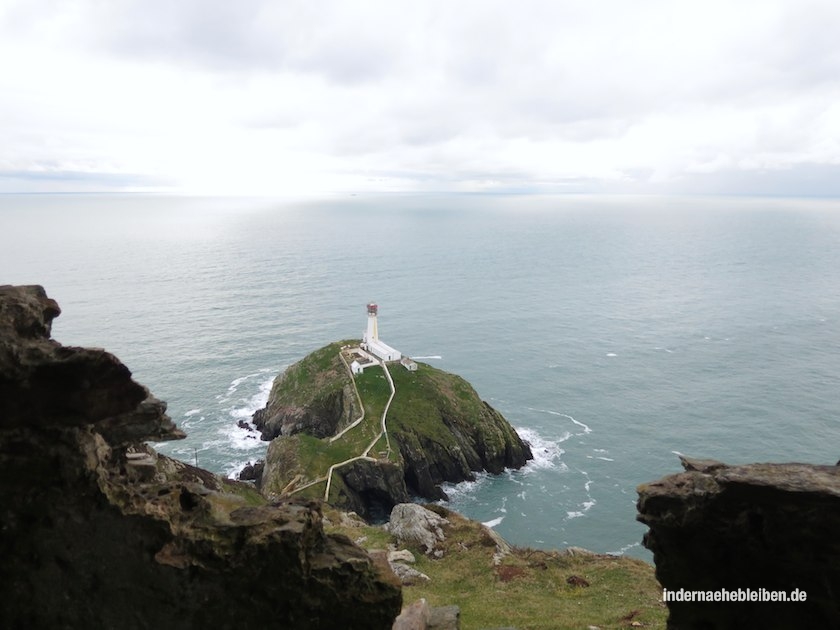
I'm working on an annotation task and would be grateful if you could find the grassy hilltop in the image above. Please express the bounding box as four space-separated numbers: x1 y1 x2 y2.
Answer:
257 341 531 504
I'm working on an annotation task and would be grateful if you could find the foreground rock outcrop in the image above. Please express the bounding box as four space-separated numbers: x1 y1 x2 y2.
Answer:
0 286 401 629
638 456 840 629
252 341 532 516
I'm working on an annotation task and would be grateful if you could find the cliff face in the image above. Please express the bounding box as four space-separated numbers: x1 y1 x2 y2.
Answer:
252 342 532 515
0 286 401 629
253 342 361 440
638 456 840 629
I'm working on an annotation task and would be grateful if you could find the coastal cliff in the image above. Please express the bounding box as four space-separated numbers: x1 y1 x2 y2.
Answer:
252 341 532 516
0 286 401 629
638 456 840 629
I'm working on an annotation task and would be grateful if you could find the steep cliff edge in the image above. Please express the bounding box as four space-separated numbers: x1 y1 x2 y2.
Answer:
252 342 532 517
638 456 840 629
0 286 401 629
253 341 362 440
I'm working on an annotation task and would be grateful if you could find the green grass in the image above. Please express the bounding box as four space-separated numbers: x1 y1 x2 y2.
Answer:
324 506 667 630
266 340 355 407
264 349 401 498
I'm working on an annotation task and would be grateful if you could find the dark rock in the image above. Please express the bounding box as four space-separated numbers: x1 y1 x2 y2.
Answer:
390 402 532 501
334 458 411 521
238 459 265 482
0 285 401 629
566 575 590 588
638 456 840 629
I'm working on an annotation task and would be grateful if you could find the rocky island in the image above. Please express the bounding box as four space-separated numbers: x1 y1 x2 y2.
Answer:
249 339 533 519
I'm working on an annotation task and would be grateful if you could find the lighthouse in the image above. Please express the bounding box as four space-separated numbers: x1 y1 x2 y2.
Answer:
361 302 401 362
364 303 379 344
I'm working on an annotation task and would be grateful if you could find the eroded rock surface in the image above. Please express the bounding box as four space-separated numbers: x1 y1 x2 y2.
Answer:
0 285 401 629
638 455 840 629
387 503 450 554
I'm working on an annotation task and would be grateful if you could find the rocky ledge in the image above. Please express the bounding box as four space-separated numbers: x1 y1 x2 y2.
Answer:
638 455 840 629
0 286 401 629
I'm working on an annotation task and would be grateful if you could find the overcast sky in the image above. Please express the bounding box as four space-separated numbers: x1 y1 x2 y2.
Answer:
2 0 840 195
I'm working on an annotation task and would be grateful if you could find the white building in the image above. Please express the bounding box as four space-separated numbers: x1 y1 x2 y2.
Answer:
350 360 363 375
400 357 418 371
361 303 402 362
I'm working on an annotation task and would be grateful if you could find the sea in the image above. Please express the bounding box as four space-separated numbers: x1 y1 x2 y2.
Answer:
3 193 840 560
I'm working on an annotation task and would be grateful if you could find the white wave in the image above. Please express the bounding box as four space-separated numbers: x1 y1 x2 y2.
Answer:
218 369 277 404
593 448 608 453
483 516 505 528
568 416 592 434
219 423 266 452
179 415 204 430
607 541 641 556
566 510 584 519
606 352 617 357
527 408 592 434
440 472 491 502
184 408 202 417
228 375 275 421
413 355 442 360
556 431 573 443
224 459 254 480
229 375 249 389
517 426 566 471
595 456 614 462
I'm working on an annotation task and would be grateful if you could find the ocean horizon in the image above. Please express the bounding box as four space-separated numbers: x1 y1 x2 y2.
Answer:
3 192 839 560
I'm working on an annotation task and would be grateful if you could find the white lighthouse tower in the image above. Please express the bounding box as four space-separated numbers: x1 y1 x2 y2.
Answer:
361 302 401 362
363 302 379 344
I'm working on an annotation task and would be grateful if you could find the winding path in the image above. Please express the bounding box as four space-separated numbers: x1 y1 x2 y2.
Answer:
323 358 395 500
329 351 367 443
285 350 396 501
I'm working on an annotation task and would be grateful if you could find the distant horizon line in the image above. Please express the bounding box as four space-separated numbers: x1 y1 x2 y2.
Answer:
2 190 840 200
